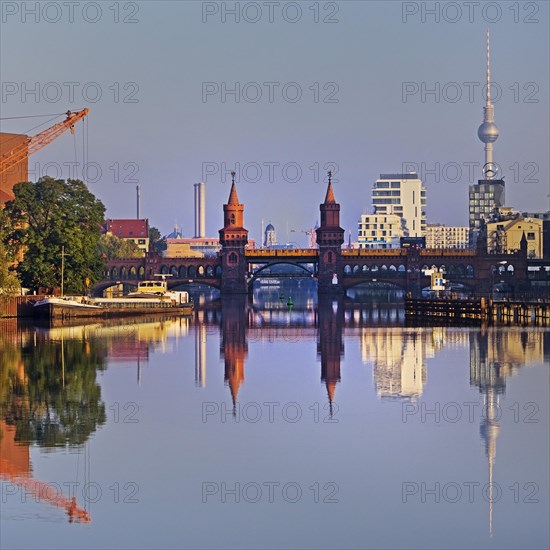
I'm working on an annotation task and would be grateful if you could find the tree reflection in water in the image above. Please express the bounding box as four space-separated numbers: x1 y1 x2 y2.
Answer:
0 333 107 448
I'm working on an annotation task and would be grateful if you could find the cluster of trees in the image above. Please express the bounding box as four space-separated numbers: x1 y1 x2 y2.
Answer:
3 178 105 294
1 177 166 295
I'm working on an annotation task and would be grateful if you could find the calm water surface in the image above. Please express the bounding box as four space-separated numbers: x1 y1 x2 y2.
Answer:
1 291 548 549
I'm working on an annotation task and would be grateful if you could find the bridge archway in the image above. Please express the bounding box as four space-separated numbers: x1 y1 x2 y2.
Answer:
250 261 315 278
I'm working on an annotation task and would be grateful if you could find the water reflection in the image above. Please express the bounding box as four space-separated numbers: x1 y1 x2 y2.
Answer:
0 305 547 545
0 329 106 522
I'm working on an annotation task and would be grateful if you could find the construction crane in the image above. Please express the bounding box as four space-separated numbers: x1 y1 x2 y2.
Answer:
0 109 89 177
290 227 317 248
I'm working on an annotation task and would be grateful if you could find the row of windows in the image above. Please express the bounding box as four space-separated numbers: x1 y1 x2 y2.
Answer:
373 198 401 205
471 193 495 199
358 230 392 237
373 190 401 197
376 181 403 189
360 223 398 230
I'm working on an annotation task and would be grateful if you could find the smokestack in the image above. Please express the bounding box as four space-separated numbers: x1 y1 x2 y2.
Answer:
194 182 206 238
136 184 141 219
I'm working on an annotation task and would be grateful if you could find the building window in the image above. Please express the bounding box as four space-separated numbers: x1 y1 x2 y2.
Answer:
228 252 238 264
527 232 535 240
138 239 146 245
230 213 236 225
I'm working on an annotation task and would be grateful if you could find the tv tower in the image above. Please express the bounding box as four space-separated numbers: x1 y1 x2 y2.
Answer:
468 30 505 234
477 29 500 179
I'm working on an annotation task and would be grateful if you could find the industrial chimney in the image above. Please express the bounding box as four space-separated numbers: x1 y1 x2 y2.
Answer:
194 181 206 238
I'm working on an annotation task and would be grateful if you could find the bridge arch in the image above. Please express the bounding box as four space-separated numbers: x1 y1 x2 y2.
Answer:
251 262 315 278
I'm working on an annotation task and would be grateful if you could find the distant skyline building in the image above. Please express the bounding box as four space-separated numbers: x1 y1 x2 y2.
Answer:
425 223 470 249
486 209 543 258
264 223 277 247
357 173 426 248
358 212 405 249
469 30 505 234
194 182 206 238
522 211 550 259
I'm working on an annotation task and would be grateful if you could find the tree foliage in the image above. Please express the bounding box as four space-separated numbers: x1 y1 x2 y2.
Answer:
3 177 105 294
149 225 166 253
98 233 142 259
0 210 20 297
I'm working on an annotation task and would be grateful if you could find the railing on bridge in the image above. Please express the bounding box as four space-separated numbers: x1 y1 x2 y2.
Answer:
342 248 479 258
341 249 405 257
420 249 476 257
245 248 319 258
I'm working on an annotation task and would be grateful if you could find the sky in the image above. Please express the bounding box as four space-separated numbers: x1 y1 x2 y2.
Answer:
1 0 549 245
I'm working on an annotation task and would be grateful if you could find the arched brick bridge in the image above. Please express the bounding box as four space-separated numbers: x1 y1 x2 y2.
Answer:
97 246 527 296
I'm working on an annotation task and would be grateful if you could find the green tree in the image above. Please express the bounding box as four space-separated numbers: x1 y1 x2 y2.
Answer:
149 225 166 253
0 210 21 298
98 233 142 259
148 226 161 243
3 177 105 294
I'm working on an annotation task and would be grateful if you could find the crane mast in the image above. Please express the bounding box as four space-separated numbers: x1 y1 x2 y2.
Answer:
0 109 89 177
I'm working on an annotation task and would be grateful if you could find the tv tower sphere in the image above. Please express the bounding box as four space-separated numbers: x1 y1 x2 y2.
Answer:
478 120 499 144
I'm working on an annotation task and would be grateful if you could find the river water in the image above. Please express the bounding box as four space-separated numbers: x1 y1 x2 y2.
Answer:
0 289 548 549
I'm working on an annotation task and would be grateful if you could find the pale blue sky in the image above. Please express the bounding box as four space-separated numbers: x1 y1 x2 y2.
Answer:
1 1 548 244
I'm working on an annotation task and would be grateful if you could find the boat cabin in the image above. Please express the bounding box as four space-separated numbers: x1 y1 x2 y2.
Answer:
136 280 168 294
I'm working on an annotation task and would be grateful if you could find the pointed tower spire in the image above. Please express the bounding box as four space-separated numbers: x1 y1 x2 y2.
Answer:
324 170 336 203
228 171 240 205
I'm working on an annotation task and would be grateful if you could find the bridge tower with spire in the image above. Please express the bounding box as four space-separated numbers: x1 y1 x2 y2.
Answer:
219 172 249 294
316 172 345 293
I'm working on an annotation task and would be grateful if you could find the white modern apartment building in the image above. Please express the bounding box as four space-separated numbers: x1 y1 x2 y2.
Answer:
425 224 470 249
357 173 426 249
358 211 405 249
